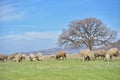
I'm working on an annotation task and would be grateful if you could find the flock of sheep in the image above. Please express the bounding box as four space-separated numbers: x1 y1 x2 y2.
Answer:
0 53 43 62
78 48 119 61
0 48 119 62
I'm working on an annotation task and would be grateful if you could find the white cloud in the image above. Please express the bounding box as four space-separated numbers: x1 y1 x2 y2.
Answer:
0 31 61 40
0 31 60 54
0 1 24 21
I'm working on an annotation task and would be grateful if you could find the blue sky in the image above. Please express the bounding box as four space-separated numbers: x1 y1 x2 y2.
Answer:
0 0 120 54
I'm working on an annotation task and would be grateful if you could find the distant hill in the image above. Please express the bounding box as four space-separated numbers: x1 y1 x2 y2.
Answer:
26 47 80 55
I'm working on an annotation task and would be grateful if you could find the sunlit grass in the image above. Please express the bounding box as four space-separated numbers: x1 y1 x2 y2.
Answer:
0 57 120 80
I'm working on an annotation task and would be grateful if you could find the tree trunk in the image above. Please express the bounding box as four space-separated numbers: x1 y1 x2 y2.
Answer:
88 40 93 51
88 45 92 51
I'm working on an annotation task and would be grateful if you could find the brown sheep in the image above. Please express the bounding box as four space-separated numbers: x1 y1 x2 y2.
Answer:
94 49 106 59
55 50 66 60
14 53 23 62
22 54 26 60
79 49 95 61
29 53 36 61
0 54 8 62
105 48 119 61
8 54 17 60
36 53 43 61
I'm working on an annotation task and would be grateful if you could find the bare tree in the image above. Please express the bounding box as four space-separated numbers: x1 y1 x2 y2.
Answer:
58 17 117 51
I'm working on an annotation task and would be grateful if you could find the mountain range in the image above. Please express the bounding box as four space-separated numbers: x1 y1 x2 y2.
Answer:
26 47 80 55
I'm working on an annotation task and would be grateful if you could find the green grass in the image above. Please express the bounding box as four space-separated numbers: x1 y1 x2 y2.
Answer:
0 58 120 80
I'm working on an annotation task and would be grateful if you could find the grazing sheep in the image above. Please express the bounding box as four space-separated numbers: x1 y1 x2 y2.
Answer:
36 53 43 61
105 48 119 61
79 49 95 61
22 54 26 60
55 50 66 60
0 54 8 62
29 53 36 61
8 54 17 60
94 49 106 59
14 53 23 62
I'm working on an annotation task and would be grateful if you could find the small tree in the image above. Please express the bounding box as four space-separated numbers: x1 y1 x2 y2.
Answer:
58 17 117 51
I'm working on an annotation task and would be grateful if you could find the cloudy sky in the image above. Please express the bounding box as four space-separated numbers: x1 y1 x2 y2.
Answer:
0 0 120 54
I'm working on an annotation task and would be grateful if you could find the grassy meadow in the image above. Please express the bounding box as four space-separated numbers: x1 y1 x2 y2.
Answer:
0 54 120 80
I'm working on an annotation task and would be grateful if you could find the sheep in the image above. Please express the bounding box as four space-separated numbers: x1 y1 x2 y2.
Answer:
13 53 23 62
8 54 17 60
55 50 66 60
79 49 95 61
0 54 8 62
94 49 106 59
29 53 36 61
105 48 119 61
36 52 43 61
22 54 26 60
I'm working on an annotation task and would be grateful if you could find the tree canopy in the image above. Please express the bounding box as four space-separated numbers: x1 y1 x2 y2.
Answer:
58 17 117 51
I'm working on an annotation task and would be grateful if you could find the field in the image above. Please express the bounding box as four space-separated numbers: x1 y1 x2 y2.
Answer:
0 54 120 80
